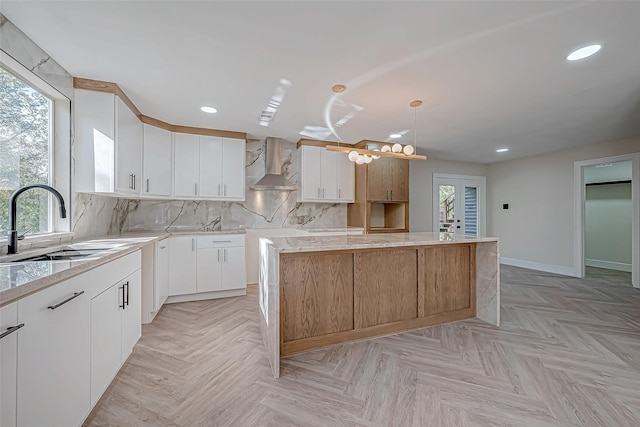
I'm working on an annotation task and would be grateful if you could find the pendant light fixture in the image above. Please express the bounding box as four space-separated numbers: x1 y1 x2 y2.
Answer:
326 98 427 162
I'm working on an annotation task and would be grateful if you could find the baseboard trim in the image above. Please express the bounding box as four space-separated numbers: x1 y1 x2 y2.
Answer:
500 257 576 277
165 288 246 303
585 259 632 272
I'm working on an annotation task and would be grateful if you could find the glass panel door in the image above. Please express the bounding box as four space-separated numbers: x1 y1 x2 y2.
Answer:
438 183 456 232
464 185 479 237
434 175 484 237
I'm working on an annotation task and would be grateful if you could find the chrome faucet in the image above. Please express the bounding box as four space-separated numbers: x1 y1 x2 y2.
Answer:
7 184 67 254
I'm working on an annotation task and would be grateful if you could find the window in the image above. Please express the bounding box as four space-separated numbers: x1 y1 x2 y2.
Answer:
0 66 53 236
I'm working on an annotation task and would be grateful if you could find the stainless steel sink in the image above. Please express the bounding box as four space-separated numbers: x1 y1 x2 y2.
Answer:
9 248 110 263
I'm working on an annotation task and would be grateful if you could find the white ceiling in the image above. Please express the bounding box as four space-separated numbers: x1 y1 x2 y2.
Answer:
2 1 640 164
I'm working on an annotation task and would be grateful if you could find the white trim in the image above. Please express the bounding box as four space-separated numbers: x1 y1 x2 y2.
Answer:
585 259 632 273
501 257 576 277
574 153 640 288
0 49 72 234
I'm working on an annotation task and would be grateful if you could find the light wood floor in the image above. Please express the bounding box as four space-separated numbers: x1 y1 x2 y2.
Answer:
85 265 640 427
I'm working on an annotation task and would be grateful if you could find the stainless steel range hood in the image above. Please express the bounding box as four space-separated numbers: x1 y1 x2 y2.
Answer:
250 138 300 191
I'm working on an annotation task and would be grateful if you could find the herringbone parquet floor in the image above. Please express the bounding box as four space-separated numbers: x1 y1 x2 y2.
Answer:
85 265 640 427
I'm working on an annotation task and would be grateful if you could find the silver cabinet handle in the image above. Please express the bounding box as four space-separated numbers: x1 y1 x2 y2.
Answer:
323 188 325 198
192 237 195 251
224 184 227 196
211 240 231 243
195 183 198 195
0 323 24 340
146 179 150 192
218 184 221 196
133 174 136 190
125 281 130 306
339 188 341 199
224 249 227 262
217 249 220 262
160 245 167 249
317 187 321 198
390 190 393 200
48 291 84 310
129 174 134 190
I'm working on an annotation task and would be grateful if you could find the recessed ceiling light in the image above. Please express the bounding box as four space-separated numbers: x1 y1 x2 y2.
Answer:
389 133 402 139
200 106 218 114
566 44 601 61
496 148 509 153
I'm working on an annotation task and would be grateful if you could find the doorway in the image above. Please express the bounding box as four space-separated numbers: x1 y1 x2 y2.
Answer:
433 174 486 237
574 153 640 288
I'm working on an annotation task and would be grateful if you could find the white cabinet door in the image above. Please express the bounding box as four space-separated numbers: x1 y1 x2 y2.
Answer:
199 136 223 197
0 302 19 427
115 97 142 195
169 236 197 296
320 149 339 200
174 133 200 197
121 270 142 360
90 283 123 406
143 124 172 196
196 248 223 292
17 276 91 427
221 246 247 290
300 146 323 201
156 240 170 309
74 89 115 193
222 138 245 199
336 151 354 202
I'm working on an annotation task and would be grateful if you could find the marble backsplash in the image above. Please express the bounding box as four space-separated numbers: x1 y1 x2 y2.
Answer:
71 138 346 236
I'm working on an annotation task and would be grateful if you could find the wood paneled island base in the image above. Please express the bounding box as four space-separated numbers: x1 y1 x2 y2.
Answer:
259 233 499 378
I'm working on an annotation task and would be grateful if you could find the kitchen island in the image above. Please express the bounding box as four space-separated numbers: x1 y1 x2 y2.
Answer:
259 232 499 378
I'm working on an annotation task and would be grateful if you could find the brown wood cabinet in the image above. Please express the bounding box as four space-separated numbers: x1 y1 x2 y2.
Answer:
280 253 354 342
354 249 417 328
279 244 476 356
348 141 410 233
366 157 409 202
418 244 476 317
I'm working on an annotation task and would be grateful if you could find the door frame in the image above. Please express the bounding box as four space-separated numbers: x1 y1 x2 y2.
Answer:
432 173 486 236
574 153 640 287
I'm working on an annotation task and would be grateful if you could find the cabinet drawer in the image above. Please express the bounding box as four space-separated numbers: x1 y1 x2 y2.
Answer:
197 234 245 248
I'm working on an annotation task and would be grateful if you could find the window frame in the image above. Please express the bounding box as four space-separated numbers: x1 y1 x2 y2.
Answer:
0 50 71 241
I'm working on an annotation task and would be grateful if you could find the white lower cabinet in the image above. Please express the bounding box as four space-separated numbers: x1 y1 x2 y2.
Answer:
0 302 19 427
17 274 91 427
2 250 142 427
156 239 170 307
169 236 197 295
90 270 141 406
168 234 247 299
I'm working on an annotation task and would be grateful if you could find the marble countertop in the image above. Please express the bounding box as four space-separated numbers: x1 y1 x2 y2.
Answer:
0 229 246 307
264 232 498 253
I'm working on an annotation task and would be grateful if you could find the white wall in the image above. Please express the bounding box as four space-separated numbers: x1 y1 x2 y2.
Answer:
410 159 488 231
585 183 632 271
487 135 640 273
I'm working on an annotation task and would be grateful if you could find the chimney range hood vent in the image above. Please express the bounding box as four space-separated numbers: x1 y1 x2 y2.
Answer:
250 138 300 191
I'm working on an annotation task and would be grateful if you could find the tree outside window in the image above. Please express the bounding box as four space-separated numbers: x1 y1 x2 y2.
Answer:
0 66 51 236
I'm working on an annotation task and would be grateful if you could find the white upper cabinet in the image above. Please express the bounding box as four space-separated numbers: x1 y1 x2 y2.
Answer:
174 135 245 200
74 90 142 196
174 133 201 197
198 136 224 197
74 89 116 194
221 138 245 200
143 124 172 197
298 145 354 203
115 97 142 195
336 150 355 201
